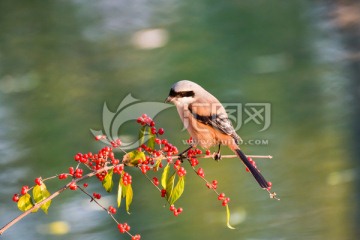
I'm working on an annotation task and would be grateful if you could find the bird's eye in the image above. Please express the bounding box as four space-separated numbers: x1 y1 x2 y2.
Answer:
180 91 195 97
169 89 195 98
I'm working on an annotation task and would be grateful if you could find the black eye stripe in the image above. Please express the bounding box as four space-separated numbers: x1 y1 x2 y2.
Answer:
169 89 195 98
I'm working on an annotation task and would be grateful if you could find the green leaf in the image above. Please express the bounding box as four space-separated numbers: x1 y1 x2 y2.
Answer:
102 169 114 192
17 193 34 212
123 150 146 166
147 128 155 150
153 159 162 172
125 184 133 214
121 181 127 198
168 176 185 205
139 125 146 145
33 183 51 214
117 177 122 208
226 205 236 229
166 173 176 201
161 163 170 189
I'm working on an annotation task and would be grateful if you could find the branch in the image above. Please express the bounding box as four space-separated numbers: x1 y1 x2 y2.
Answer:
0 165 115 235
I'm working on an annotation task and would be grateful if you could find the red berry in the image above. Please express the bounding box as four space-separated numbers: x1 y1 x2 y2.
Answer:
34 177 42 186
151 127 157 135
95 135 105 141
123 223 130 231
161 189 166 197
218 193 225 200
205 149 211 156
69 182 77 190
69 167 74 175
93 192 101 199
12 194 20 202
158 128 165 135
108 206 117 214
197 168 205 178
169 204 175 212
74 153 82 161
83 183 89 188
177 207 183 213
58 173 68 180
152 177 159 186
132 234 141 240
21 186 29 195
118 224 126 233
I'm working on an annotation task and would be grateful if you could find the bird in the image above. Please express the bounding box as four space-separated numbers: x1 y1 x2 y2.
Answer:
165 80 270 189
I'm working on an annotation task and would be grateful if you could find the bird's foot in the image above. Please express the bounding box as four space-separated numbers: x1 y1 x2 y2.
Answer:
178 154 186 163
213 152 222 161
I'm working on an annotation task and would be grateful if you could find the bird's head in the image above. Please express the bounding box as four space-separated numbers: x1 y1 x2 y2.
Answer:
165 80 204 106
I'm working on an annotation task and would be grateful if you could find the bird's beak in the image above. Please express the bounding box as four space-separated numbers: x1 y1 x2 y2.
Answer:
164 96 173 103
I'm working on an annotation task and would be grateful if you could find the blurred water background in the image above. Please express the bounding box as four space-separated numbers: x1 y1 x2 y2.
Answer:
0 1 359 239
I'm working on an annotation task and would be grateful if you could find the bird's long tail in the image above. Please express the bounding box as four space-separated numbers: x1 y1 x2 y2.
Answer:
234 148 269 189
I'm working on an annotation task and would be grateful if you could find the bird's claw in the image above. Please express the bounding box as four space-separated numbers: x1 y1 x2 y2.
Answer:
213 152 222 161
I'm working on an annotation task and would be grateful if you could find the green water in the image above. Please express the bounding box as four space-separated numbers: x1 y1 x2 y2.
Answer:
0 1 357 240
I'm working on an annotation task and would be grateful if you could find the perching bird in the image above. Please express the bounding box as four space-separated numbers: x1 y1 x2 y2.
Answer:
165 80 270 189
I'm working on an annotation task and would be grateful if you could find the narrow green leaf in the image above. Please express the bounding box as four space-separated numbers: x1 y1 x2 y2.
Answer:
121 182 127 198
102 169 114 192
166 173 176 201
153 159 162 172
139 125 146 145
33 183 51 214
226 205 236 229
169 176 185 205
117 177 122 208
17 193 34 212
125 184 133 214
147 128 155 150
161 163 170 189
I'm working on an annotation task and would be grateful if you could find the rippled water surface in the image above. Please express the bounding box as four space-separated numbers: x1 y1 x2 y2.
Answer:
0 1 358 240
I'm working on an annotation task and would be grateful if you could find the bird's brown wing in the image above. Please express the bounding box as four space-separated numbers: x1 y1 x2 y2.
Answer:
188 103 241 143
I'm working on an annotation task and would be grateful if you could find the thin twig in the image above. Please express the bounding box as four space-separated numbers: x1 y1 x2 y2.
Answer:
0 165 115 235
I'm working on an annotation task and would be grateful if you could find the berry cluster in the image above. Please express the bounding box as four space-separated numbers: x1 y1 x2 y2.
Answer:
152 177 159 186
108 205 116 214
118 222 141 240
93 192 102 199
73 146 120 181
196 168 205 178
206 180 218 190
161 189 167 198
118 222 131 233
122 172 132 186
169 204 183 216
218 193 230 206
